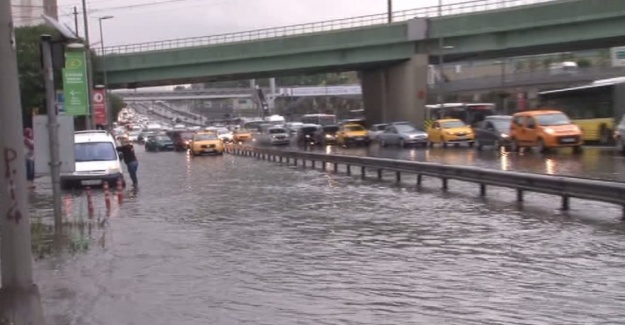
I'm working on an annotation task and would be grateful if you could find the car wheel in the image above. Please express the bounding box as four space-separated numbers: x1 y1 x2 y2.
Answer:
493 139 501 150
573 145 583 154
510 139 520 152
476 140 482 150
399 139 405 148
468 141 474 148
441 137 447 148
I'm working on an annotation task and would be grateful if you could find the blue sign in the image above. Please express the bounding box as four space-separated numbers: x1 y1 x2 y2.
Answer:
56 90 65 115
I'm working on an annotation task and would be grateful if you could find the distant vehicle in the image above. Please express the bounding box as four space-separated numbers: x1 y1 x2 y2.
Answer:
285 122 303 136
296 124 322 146
301 114 337 126
549 61 578 75
257 126 290 146
146 123 162 131
425 103 496 129
173 124 186 129
336 123 371 147
189 132 224 156
369 123 389 141
168 130 196 151
60 131 124 189
145 135 174 152
378 123 428 148
314 125 340 145
127 130 142 142
473 115 513 150
427 119 475 148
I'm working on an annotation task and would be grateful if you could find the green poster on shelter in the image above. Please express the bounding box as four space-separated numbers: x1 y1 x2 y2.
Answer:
62 50 89 116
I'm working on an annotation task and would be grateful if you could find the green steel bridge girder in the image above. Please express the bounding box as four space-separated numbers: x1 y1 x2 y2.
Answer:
100 0 625 88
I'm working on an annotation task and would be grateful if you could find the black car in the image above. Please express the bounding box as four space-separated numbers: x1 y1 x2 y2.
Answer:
314 125 340 145
145 135 175 152
296 124 322 146
473 115 513 150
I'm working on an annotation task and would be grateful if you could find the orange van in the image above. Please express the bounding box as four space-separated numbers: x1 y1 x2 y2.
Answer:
509 110 583 153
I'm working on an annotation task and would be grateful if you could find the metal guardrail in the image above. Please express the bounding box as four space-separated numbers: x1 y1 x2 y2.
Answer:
225 145 625 218
100 0 556 55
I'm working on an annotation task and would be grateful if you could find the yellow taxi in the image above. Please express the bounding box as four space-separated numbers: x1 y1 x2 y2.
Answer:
336 123 371 147
233 129 252 143
189 132 224 156
427 119 475 148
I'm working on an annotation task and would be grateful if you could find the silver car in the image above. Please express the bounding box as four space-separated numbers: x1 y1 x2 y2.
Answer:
379 123 428 147
369 123 389 141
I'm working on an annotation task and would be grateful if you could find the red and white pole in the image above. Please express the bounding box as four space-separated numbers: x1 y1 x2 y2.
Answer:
103 181 111 212
86 187 94 219
116 177 124 204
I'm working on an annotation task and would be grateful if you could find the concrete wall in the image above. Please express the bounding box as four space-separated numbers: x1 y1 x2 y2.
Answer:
362 54 428 128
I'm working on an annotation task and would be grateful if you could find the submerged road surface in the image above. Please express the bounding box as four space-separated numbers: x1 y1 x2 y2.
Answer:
32 149 625 324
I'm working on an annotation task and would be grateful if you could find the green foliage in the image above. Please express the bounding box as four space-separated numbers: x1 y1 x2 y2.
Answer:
108 93 125 119
576 58 592 67
15 24 61 121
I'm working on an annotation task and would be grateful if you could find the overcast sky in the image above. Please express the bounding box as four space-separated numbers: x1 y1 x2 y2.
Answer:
54 0 470 47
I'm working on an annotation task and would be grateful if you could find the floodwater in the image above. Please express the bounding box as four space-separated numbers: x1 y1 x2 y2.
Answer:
31 149 625 324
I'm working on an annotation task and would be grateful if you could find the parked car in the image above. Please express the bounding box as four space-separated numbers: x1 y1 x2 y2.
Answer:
473 115 513 150
509 110 582 153
336 123 371 147
378 123 428 147
60 130 125 189
314 125 340 145
145 134 174 152
427 119 475 147
189 132 224 156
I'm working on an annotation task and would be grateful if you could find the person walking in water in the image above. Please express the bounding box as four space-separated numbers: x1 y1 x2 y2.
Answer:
116 137 139 189
24 128 35 189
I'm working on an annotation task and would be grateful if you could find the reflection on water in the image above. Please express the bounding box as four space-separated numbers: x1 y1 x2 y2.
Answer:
296 144 625 181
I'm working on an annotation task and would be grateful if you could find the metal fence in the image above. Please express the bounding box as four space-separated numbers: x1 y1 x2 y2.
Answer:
100 0 556 55
226 145 625 218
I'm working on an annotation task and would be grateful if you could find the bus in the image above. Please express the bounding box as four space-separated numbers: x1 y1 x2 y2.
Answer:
537 77 625 143
424 103 496 129
300 114 337 126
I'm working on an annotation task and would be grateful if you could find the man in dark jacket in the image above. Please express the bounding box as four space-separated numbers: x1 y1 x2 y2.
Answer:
116 137 139 188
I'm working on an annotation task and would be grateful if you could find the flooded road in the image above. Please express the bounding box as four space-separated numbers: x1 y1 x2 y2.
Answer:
290 144 625 182
33 149 625 324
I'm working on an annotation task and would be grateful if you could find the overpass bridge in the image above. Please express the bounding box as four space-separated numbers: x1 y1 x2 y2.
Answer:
98 0 625 128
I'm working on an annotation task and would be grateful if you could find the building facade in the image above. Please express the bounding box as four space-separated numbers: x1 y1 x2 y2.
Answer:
12 0 57 27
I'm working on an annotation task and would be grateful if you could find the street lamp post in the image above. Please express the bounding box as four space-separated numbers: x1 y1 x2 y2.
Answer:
98 15 114 128
437 45 454 106
387 0 392 23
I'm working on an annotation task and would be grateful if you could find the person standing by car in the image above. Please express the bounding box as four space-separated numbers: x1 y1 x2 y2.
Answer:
24 128 35 188
116 137 139 188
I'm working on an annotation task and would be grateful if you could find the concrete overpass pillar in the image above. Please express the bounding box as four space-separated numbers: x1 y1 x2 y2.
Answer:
361 54 428 129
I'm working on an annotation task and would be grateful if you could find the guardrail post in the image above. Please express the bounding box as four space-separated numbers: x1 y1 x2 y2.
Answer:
346 165 351 176
333 163 338 173
377 169 382 179
442 178 448 191
279 156 283 163
322 161 326 171
480 183 486 196
517 189 524 202
361 166 366 179
294 158 298 166
396 171 401 183
311 160 316 169
417 174 422 186
286 157 290 164
561 195 570 211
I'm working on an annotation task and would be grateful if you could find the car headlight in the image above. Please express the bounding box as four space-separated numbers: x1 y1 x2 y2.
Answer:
544 128 555 134
325 134 332 139
501 133 509 138
107 167 121 174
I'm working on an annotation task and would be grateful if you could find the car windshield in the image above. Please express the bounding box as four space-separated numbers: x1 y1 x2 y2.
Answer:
395 124 418 133
194 134 218 141
535 113 570 126
373 124 388 131
344 125 364 132
441 120 466 128
323 126 340 133
490 119 512 131
156 136 171 142
75 142 117 162
269 128 286 134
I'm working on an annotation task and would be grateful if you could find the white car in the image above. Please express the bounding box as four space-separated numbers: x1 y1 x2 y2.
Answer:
60 130 125 189
215 127 233 142
127 130 141 142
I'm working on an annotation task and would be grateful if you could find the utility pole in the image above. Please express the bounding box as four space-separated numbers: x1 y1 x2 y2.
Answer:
82 0 94 129
98 16 114 128
73 6 79 38
437 0 444 107
42 35 63 231
387 0 392 23
0 1 46 323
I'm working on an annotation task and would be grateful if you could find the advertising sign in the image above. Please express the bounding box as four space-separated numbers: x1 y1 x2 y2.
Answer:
611 46 625 67
62 50 89 116
92 87 108 125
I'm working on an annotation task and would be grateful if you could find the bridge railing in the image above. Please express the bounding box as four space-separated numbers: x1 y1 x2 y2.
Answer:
226 145 625 218
100 0 555 55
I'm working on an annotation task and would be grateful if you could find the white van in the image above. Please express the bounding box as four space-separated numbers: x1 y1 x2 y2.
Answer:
60 131 124 189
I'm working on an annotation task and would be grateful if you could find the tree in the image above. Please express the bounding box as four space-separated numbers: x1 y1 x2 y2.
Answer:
15 24 61 125
107 93 125 121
